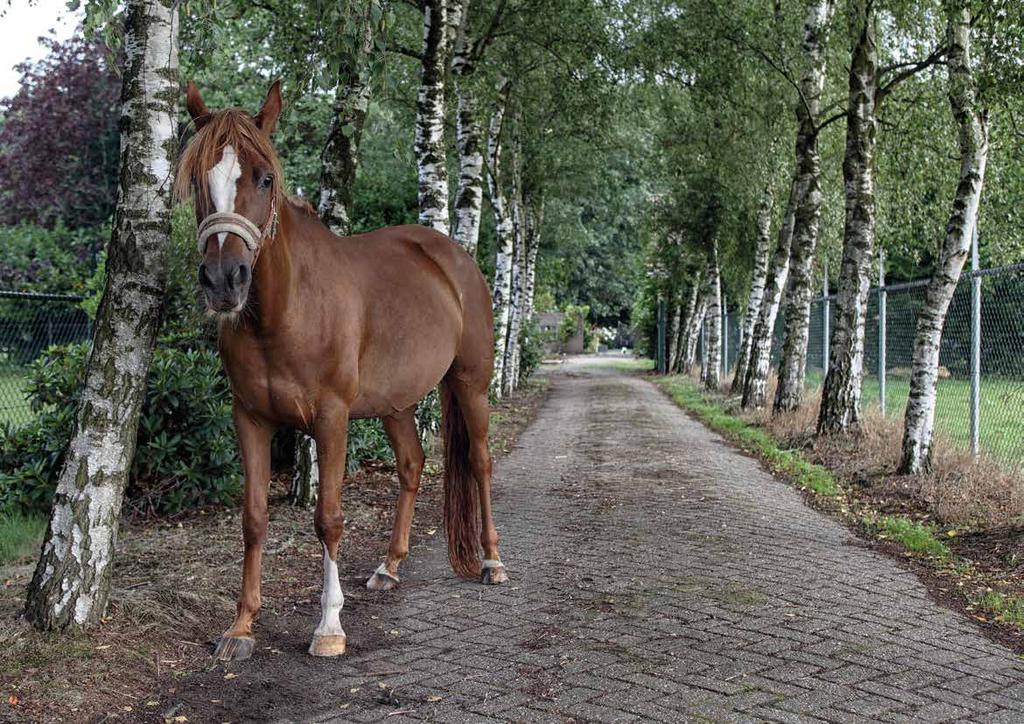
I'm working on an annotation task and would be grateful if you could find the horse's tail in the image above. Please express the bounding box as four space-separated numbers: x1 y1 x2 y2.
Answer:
440 378 481 579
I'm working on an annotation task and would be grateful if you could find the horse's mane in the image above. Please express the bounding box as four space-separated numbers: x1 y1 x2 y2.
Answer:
175 109 286 205
288 195 317 217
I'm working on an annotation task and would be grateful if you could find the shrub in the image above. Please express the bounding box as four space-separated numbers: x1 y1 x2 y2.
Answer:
518 316 543 384
0 222 106 295
0 343 240 517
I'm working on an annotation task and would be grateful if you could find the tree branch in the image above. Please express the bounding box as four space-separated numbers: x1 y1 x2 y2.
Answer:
877 44 947 101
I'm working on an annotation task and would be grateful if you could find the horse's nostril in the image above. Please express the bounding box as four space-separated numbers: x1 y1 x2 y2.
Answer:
199 263 215 289
226 263 248 291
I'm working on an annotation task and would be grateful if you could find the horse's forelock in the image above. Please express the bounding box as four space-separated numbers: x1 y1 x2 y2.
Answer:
175 109 284 204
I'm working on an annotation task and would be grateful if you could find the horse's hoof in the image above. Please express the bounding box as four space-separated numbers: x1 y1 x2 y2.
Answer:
366 563 400 591
480 560 508 585
309 633 347 657
213 635 255 662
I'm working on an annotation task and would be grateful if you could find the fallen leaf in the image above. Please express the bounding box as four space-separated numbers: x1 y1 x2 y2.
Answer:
223 673 237 680
426 695 443 702
7 696 18 706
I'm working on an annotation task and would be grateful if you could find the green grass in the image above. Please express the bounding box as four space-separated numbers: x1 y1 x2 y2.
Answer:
866 515 951 560
589 355 656 371
976 591 1024 627
656 375 843 498
0 366 33 427
0 512 46 565
803 368 1024 466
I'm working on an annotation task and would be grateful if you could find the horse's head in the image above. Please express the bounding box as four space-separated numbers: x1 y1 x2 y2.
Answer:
177 81 284 314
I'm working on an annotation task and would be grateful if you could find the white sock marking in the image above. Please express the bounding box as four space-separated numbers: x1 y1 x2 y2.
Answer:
206 144 241 249
314 544 345 638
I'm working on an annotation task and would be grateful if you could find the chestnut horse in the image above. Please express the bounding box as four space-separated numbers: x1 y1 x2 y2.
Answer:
177 81 507 661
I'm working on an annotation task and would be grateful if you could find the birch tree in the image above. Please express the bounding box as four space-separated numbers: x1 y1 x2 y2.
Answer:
900 0 988 473
731 183 774 394
772 0 838 414
25 0 179 630
701 246 723 390
502 123 524 394
487 80 514 395
415 0 459 234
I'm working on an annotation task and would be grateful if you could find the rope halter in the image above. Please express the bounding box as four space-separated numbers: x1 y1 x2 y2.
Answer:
196 196 279 256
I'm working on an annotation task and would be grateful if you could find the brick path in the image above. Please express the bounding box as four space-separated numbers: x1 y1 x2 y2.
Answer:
170 358 1024 723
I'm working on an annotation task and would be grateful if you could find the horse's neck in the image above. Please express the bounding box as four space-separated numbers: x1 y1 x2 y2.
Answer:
250 202 299 332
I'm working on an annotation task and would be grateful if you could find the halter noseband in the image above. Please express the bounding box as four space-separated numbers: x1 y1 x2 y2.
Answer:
196 196 279 256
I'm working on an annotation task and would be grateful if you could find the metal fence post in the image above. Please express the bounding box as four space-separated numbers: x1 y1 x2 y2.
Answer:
656 297 666 374
878 249 886 415
721 293 728 380
970 224 981 456
822 263 830 372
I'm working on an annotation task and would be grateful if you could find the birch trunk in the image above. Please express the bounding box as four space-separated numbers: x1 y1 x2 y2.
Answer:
667 295 682 375
702 247 723 391
502 120 525 394
673 283 699 372
521 200 542 327
731 184 774 394
487 81 513 396
683 278 707 374
451 5 485 256
773 0 837 414
900 1 988 473
742 181 797 409
24 0 178 631
316 3 377 236
818 0 877 434
416 0 456 235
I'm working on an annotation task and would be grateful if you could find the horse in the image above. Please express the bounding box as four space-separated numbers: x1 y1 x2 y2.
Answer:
176 80 507 661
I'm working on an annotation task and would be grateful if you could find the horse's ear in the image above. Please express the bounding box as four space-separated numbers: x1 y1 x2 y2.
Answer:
185 81 210 130
255 80 282 135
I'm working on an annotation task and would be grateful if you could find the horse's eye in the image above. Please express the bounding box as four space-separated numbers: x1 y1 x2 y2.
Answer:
260 174 273 190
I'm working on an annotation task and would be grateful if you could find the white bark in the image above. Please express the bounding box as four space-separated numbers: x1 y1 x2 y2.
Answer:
674 283 699 373
773 0 837 414
732 184 774 394
682 273 707 374
487 81 513 396
702 247 723 391
818 0 877 434
25 0 178 631
900 1 988 473
743 181 797 409
416 0 457 235
450 2 486 256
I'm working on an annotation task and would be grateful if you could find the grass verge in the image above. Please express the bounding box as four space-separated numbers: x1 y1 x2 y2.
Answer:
0 512 45 565
653 373 1024 643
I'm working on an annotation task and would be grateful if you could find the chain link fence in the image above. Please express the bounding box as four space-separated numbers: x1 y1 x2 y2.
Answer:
701 263 1024 468
0 290 91 427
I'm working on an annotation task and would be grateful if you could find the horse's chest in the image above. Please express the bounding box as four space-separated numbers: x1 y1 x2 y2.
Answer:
222 342 320 429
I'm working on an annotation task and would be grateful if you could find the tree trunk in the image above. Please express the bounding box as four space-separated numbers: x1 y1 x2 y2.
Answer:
316 3 378 236
702 247 722 391
818 0 877 434
772 0 837 414
667 294 682 375
731 183 774 394
683 275 707 374
502 118 525 395
24 0 178 631
742 181 797 409
673 282 699 372
415 0 457 235
521 199 542 329
900 1 988 473
487 80 513 396
451 5 485 256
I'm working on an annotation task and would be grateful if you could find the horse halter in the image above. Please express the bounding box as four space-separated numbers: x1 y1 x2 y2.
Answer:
196 195 279 256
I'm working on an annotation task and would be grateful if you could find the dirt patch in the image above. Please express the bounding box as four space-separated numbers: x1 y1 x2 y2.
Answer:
0 379 549 723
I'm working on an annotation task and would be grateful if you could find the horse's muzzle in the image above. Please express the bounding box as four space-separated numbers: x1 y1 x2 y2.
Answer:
199 260 251 312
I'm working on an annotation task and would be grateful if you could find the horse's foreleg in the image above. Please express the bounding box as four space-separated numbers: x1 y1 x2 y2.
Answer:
214 408 273 661
309 403 349 657
367 410 424 591
452 384 508 585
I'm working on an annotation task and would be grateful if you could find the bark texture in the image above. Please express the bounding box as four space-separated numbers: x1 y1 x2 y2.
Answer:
25 0 178 631
818 0 877 434
731 184 774 394
742 181 797 409
501 135 524 396
487 81 513 396
682 275 707 375
900 1 988 473
674 283 699 373
451 1 485 256
701 246 723 391
415 0 458 235
773 0 837 414
316 2 378 236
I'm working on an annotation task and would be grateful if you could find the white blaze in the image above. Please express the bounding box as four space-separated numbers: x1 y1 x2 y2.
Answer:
314 544 345 639
207 144 241 249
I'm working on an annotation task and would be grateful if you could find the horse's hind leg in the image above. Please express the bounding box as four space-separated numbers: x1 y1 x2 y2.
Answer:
367 409 424 591
448 377 508 585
